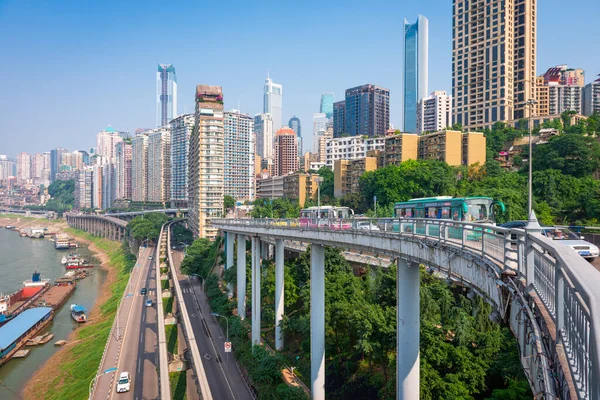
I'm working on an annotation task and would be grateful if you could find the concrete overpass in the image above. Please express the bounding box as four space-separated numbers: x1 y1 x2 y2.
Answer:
66 213 127 241
105 208 188 221
213 216 600 400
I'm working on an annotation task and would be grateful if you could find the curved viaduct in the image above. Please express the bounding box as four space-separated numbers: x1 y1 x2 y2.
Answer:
213 217 600 400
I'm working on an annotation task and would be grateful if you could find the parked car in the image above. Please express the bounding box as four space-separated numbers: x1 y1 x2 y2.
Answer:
116 371 131 393
145 299 153 307
541 227 599 262
356 220 380 231
140 287 147 295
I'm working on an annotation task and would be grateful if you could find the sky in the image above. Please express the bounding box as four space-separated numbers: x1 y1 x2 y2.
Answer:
1 0 599 158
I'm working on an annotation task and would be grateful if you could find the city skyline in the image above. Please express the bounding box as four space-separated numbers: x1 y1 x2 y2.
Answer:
1 0 599 156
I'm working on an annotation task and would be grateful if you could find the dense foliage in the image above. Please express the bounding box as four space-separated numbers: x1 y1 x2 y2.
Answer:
28 179 75 215
224 195 236 212
250 198 300 219
180 237 222 277
127 213 169 241
171 224 193 245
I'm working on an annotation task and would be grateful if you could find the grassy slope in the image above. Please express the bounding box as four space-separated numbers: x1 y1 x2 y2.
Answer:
30 228 135 399
169 371 187 400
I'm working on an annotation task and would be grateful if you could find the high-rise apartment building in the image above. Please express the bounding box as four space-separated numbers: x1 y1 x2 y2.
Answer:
583 76 600 116
325 136 386 170
91 164 103 209
170 114 194 208
16 152 31 185
157 64 178 127
334 157 379 198
147 127 171 204
333 84 390 138
101 163 116 209
384 133 419 166
50 148 67 182
254 113 274 159
453 0 537 130
417 91 452 134
224 110 255 201
131 133 149 202
320 93 335 119
316 127 333 164
74 167 93 210
288 116 302 155
96 126 123 164
274 128 298 177
312 113 329 153
535 65 585 115
418 130 486 166
0 156 16 181
264 74 283 131
403 15 429 133
115 142 132 200
534 76 549 116
188 85 224 239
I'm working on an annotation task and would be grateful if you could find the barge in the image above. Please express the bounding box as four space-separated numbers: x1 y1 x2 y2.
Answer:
0 307 54 366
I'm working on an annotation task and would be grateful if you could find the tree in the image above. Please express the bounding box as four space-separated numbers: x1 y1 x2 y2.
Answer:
127 212 169 240
223 195 236 212
533 133 600 177
316 167 335 204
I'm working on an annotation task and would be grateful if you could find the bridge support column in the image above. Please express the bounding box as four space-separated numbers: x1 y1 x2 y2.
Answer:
275 239 284 350
226 232 235 295
261 241 269 261
311 243 325 400
237 235 247 319
396 258 420 400
251 237 261 346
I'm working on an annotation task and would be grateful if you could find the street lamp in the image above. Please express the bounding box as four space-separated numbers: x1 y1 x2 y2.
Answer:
115 293 133 340
211 312 229 361
315 176 324 223
88 367 117 399
522 99 538 222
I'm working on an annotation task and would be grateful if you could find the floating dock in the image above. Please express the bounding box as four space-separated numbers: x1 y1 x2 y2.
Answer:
0 307 54 366
39 283 76 309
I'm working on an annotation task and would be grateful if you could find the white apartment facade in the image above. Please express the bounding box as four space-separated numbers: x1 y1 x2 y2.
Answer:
147 127 171 204
325 136 385 170
224 110 255 201
417 91 452 134
131 133 148 202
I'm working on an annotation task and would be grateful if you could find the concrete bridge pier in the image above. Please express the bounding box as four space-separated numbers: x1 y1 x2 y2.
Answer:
251 236 261 346
237 234 247 319
311 243 325 400
226 232 235 295
275 239 284 350
396 258 420 400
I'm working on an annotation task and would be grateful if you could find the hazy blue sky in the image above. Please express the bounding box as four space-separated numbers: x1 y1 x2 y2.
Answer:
1 0 598 157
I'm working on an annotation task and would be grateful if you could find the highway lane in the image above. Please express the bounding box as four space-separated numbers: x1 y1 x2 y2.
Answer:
172 250 254 400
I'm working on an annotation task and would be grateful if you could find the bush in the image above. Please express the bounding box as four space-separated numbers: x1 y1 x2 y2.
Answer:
169 371 187 400
165 324 178 355
163 296 174 315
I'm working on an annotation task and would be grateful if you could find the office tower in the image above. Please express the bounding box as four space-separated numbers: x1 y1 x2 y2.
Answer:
188 85 224 239
115 142 132 200
288 116 302 155
274 128 298 176
254 113 274 159
403 15 429 133
453 0 537 130
583 75 600 116
101 163 116 209
224 110 255 201
312 113 329 153
157 64 178 127
263 73 283 131
16 152 31 185
335 84 390 138
170 114 194 208
320 93 335 119
147 127 171 204
50 148 67 182
96 126 123 164
417 91 452 134
131 133 149 202
333 101 346 137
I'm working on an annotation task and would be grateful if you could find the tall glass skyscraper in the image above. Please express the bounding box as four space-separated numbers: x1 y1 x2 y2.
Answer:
320 93 335 119
263 73 283 131
403 15 429 133
288 116 302 155
157 64 178 127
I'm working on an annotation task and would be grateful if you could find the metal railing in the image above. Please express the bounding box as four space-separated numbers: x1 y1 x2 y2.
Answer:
213 217 600 399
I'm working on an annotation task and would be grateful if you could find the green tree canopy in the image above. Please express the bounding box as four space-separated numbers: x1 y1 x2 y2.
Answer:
127 212 169 241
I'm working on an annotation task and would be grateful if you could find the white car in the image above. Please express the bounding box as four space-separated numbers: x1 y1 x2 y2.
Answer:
116 371 131 393
356 221 380 231
542 228 600 262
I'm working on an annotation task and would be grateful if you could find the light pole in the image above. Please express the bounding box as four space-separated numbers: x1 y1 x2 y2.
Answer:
115 293 133 340
315 176 324 223
89 367 117 399
211 312 229 361
522 99 538 221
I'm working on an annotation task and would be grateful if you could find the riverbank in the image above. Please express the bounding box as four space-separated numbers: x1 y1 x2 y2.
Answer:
10 221 136 399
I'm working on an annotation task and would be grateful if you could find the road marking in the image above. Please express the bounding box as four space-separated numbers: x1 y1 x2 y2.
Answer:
204 354 211 360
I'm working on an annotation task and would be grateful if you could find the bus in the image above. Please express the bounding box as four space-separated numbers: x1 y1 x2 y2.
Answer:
393 196 505 237
299 206 354 229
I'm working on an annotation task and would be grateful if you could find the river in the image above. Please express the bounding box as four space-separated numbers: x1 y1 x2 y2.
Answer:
0 227 107 399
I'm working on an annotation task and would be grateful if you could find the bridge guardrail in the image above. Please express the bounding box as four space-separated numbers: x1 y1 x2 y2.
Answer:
213 217 600 399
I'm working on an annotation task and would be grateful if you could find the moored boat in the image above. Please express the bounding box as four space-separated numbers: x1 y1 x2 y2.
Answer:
70 304 87 323
54 234 70 250
0 272 50 326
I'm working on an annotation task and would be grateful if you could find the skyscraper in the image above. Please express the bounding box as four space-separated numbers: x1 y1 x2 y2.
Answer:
157 64 178 127
263 74 283 131
50 148 67 182
312 113 328 153
274 128 298 177
131 134 149 202
254 113 274 159
336 84 390 138
188 85 224 239
16 152 31 185
147 127 171 205
320 93 335 119
96 126 123 164
453 0 537 130
403 15 429 133
170 114 194 208
288 116 302 155
115 142 132 200
224 110 255 201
